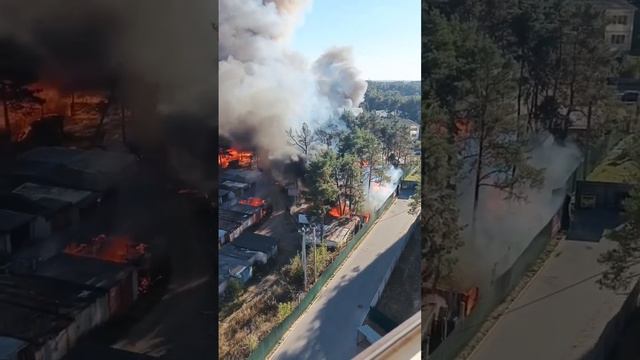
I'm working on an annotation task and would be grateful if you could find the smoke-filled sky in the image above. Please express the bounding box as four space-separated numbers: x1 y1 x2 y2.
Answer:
291 0 421 81
219 0 368 157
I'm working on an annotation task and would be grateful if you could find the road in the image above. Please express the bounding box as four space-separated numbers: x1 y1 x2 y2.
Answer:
269 198 418 360
469 238 637 360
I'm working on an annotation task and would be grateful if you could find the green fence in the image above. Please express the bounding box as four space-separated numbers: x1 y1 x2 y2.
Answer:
248 193 397 360
429 204 562 360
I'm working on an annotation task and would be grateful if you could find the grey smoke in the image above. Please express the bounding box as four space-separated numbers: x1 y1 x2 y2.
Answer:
454 133 583 289
218 0 367 157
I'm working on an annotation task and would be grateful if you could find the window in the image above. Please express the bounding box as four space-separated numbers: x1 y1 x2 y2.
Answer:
611 34 626 45
610 15 629 25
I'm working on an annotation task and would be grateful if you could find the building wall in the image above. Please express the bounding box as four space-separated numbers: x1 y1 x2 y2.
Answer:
33 217 52 240
605 9 636 52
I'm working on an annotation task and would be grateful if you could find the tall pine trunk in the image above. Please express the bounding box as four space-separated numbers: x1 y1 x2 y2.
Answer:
1 84 11 139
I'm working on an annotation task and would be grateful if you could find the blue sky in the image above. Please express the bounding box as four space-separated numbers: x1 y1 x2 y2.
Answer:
290 0 421 81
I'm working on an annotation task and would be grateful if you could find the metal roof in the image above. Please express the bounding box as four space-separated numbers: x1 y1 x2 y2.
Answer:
13 182 96 206
232 232 278 255
0 209 35 232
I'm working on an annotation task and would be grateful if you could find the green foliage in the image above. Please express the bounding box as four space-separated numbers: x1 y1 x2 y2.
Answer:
277 301 296 322
422 102 464 289
283 254 304 286
227 278 243 301
363 81 420 121
308 244 332 277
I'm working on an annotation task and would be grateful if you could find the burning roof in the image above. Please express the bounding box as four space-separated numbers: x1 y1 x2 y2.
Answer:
64 234 147 264
218 148 253 169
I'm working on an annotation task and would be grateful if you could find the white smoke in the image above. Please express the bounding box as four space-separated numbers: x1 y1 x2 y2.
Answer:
218 0 368 158
366 165 403 211
454 133 583 288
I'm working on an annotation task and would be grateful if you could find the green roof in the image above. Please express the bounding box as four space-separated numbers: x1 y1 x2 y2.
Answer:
587 135 640 184
403 167 421 182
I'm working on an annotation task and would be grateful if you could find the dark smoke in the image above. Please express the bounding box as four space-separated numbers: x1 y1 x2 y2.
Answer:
0 0 216 118
0 0 217 186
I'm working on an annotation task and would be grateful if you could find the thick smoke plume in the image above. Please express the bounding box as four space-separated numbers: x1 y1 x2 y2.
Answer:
0 0 216 125
454 134 582 289
219 0 367 158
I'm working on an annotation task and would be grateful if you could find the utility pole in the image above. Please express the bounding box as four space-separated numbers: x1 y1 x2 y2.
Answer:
301 227 308 291
312 224 317 282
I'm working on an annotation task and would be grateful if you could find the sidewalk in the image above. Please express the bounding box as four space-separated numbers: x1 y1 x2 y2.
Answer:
468 239 636 360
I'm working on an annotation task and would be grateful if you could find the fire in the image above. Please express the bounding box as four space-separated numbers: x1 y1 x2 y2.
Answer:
64 234 147 264
218 148 253 169
2 82 107 140
328 200 350 218
239 197 265 207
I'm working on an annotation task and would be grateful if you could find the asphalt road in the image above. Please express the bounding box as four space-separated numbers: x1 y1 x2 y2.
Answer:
469 239 635 360
269 198 418 360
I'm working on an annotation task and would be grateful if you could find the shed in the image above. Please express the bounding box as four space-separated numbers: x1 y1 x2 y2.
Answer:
232 233 278 259
31 254 138 317
13 182 99 225
0 193 72 233
577 135 638 210
0 274 109 356
219 255 252 284
220 244 268 265
0 209 36 255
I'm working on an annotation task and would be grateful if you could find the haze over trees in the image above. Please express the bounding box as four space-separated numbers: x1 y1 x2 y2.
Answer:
422 0 618 291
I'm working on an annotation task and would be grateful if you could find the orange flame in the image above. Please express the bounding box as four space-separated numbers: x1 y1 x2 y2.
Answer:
64 234 147 264
239 197 265 207
218 148 253 169
328 201 350 218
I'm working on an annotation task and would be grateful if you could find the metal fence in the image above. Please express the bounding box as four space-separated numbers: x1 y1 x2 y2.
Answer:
248 193 397 360
429 205 562 360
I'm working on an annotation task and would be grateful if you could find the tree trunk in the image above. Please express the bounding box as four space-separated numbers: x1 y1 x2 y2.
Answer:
1 84 11 139
94 91 114 145
70 92 75 121
584 101 593 178
473 118 485 226
517 58 524 139
120 102 126 143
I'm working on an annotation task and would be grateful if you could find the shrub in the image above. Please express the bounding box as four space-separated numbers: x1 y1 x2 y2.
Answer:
278 301 296 321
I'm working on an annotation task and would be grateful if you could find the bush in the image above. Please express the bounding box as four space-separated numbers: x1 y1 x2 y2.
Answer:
227 278 243 300
283 253 304 285
245 333 259 352
278 301 296 321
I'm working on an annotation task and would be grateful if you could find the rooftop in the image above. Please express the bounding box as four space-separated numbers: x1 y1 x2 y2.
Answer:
0 209 35 232
588 0 636 10
232 232 278 255
18 147 136 176
13 182 97 206
587 135 640 184
0 193 70 218
32 253 135 290
0 273 106 319
0 301 70 345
